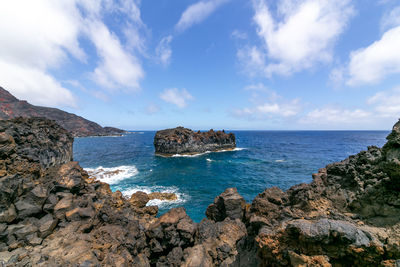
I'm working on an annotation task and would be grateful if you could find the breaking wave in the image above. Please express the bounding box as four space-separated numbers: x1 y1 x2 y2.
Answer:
121 185 189 208
85 165 138 184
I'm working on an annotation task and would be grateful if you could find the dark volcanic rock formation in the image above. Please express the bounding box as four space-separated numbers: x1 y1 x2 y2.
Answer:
1 117 400 266
154 127 236 155
0 86 125 137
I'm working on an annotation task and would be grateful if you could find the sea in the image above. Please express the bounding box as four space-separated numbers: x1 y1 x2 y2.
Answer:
74 130 389 222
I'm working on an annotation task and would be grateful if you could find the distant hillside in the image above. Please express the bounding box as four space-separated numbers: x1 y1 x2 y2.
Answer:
0 86 125 137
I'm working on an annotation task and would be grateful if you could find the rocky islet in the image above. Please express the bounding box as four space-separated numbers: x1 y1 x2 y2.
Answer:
154 127 236 156
0 117 399 266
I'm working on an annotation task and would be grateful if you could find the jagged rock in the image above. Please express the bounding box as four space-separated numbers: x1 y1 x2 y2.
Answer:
154 127 236 155
167 246 184 266
133 254 151 266
288 251 331 267
38 214 58 238
286 219 372 246
14 198 43 219
1 116 400 266
53 194 73 219
65 207 95 221
182 245 213 267
0 117 73 168
130 191 150 208
0 204 16 223
206 187 246 222
56 162 86 192
149 192 178 201
193 218 247 266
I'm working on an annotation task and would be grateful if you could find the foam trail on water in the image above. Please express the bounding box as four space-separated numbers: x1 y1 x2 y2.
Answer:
85 165 138 184
167 147 246 158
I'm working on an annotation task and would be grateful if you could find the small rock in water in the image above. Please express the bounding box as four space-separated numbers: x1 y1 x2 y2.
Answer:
148 192 178 201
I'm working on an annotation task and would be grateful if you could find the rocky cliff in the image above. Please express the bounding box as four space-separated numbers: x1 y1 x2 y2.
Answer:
0 117 399 266
154 127 236 155
0 86 125 137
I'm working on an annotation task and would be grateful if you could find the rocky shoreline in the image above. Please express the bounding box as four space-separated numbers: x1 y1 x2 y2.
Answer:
0 117 399 266
154 127 236 156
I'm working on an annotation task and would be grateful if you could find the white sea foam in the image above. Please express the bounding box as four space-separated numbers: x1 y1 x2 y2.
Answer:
275 159 286 163
166 147 246 158
206 158 214 162
171 151 210 158
85 165 138 184
121 186 189 208
216 147 246 152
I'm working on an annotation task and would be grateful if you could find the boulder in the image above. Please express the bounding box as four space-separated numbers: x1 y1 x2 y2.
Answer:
130 191 150 208
38 214 58 238
0 204 16 223
206 188 246 222
148 192 178 201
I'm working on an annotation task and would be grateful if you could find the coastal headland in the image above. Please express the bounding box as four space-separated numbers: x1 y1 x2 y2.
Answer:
0 117 399 266
0 87 125 137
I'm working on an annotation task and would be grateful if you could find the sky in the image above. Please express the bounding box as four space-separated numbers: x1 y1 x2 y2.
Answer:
0 0 400 130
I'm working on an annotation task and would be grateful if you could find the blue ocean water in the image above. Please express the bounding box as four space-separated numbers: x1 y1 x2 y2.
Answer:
73 131 389 222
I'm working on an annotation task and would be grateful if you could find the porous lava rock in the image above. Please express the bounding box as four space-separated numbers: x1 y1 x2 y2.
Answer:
154 127 236 155
1 116 400 266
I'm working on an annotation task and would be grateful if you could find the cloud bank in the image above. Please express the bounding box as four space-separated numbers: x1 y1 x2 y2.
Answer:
0 0 146 107
239 0 354 77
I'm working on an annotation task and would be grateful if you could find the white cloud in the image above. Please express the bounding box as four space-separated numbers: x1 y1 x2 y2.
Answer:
86 20 144 90
160 88 194 108
0 61 76 108
381 6 400 31
145 103 161 115
347 26 400 85
301 107 370 125
300 87 400 128
0 0 146 108
231 30 247 40
237 46 267 77
175 0 229 32
367 87 400 118
234 99 301 119
233 85 301 119
156 35 173 66
329 66 346 86
244 0 354 76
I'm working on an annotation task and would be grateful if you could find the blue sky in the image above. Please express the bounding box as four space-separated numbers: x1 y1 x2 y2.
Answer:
1 0 400 130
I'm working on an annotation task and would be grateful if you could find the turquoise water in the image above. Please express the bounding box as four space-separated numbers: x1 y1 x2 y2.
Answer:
73 131 389 222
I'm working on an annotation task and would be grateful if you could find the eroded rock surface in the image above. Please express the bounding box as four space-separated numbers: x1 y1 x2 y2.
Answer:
1 117 400 266
154 127 236 155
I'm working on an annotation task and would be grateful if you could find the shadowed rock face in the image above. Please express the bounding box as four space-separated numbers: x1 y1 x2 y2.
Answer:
1 117 400 266
0 86 125 137
0 117 73 169
154 127 236 155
